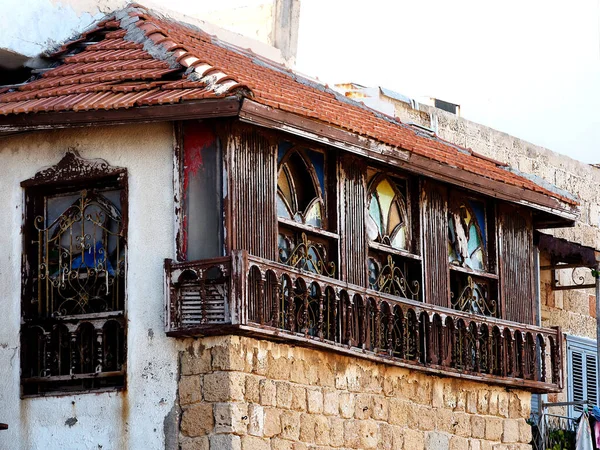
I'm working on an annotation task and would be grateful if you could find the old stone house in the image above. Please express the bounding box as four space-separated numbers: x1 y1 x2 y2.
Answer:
0 4 585 450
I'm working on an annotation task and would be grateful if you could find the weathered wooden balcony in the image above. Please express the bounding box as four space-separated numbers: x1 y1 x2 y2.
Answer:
165 251 563 393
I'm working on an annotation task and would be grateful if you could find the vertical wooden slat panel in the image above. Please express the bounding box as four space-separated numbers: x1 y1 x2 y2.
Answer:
421 180 449 307
340 154 367 286
229 126 277 259
498 204 534 324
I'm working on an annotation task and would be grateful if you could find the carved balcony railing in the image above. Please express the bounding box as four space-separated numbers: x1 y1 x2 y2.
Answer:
165 251 563 393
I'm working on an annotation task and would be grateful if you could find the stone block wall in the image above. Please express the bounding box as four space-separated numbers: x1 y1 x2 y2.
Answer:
177 335 533 450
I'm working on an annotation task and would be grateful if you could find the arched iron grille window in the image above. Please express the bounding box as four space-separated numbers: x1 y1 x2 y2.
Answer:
448 192 498 317
276 143 337 278
21 152 126 396
365 169 421 301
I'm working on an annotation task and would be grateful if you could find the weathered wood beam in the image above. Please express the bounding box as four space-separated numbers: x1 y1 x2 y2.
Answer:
0 97 241 132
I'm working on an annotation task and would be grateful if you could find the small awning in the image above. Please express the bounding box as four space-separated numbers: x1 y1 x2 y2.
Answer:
535 232 600 268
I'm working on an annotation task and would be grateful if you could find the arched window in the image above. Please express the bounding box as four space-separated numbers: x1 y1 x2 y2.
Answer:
366 175 410 250
276 143 336 277
448 198 487 271
277 147 325 228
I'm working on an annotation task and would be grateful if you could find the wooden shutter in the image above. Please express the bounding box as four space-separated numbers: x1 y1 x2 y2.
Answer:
226 126 278 259
498 204 535 324
421 180 449 307
339 154 367 286
567 336 599 418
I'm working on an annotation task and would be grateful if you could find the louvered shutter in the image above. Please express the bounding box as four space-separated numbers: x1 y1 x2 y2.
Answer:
567 336 599 418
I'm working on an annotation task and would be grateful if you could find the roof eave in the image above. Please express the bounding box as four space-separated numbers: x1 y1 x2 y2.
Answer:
0 97 241 132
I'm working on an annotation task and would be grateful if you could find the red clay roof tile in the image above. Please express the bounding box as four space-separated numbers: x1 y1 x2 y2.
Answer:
0 4 576 206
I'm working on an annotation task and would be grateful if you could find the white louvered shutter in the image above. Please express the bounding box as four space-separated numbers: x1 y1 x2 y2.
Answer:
567 336 599 418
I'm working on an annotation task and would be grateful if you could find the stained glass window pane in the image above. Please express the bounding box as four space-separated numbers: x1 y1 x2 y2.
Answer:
388 202 402 236
471 248 485 271
369 195 383 237
307 150 325 195
278 169 294 213
377 179 395 228
277 194 292 219
305 201 322 227
366 212 380 241
468 224 481 254
468 199 486 247
391 226 407 250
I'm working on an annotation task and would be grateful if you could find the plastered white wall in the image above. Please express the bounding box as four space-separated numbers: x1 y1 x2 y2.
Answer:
0 0 286 65
0 123 180 450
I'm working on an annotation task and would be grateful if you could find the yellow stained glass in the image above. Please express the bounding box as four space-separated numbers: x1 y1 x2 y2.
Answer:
278 169 294 213
377 178 395 228
388 202 401 236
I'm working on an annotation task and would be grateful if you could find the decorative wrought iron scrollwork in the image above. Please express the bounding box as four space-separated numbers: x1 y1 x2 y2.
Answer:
451 276 497 317
369 255 420 300
278 232 335 277
34 189 125 317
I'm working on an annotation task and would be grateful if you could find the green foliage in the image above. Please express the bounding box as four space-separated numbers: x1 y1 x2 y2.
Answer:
547 428 576 450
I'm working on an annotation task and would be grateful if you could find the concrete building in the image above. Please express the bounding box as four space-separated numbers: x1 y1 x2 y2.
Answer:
0 4 595 450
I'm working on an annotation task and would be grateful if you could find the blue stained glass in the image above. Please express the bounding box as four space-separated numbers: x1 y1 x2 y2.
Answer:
278 141 294 163
277 194 291 219
468 200 486 248
468 224 480 254
369 197 383 237
307 150 325 194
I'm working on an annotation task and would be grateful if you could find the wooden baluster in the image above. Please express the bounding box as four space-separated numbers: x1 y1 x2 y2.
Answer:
303 287 310 337
286 280 295 333
272 278 280 329
413 314 420 362
258 275 265 326
387 309 394 357
200 271 207 324
333 290 339 343
359 300 366 350
374 302 380 353
70 331 77 375
518 333 525 378
44 333 52 377
317 289 324 340
539 337 546 382
95 328 104 373
345 297 353 347
551 340 560 384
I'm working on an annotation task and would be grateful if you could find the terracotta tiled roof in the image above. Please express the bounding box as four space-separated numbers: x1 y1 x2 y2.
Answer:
0 5 577 206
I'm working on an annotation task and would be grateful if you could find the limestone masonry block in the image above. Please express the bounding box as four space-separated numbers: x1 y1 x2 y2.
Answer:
276 381 292 409
359 421 378 449
180 436 209 450
240 435 270 450
502 419 520 443
298 413 316 443
339 391 355 418
210 434 241 450
449 435 470 450
322 388 338 416
179 375 202 405
204 371 245 402
279 410 301 440
425 431 450 450
213 402 248 434
306 388 323 414
263 408 282 438
485 416 504 441
259 379 276 406
471 415 486 439
291 385 307 412
328 417 345 447
403 428 425 449
181 403 214 437
248 403 264 437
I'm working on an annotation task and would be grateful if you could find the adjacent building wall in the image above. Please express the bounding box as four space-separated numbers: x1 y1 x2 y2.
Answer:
0 0 300 70
0 123 180 450
178 335 533 450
